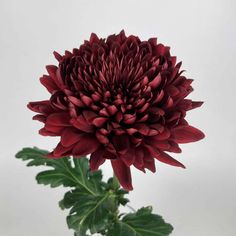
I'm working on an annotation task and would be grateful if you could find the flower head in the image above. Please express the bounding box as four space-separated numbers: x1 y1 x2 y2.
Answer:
28 31 204 190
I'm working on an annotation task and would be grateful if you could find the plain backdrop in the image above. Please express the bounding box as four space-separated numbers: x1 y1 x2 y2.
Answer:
1 0 236 235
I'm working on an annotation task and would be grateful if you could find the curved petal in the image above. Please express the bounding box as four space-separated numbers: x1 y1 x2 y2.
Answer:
47 142 73 158
168 141 182 153
190 101 204 110
71 115 94 133
46 65 64 88
83 110 98 123
120 148 135 166
40 75 59 93
172 125 205 143
92 117 108 127
39 128 58 136
44 113 71 134
53 51 63 61
46 112 71 126
89 148 106 171
112 134 130 154
145 145 185 168
149 73 161 89
27 101 54 114
72 135 100 157
61 128 82 147
111 159 133 191
96 130 109 144
33 114 46 123
43 125 65 135
90 33 100 43
156 151 185 168
153 129 170 141
143 147 156 172
146 137 171 150
134 147 145 171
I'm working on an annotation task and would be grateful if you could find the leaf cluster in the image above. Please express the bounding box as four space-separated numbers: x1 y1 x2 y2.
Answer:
16 147 173 236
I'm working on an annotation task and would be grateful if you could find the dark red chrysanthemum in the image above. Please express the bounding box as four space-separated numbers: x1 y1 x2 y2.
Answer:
28 31 204 190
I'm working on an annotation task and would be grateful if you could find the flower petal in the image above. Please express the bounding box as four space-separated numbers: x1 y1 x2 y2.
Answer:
134 147 144 167
48 142 73 158
96 130 109 144
92 117 108 127
33 114 46 123
153 140 171 150
46 65 63 88
172 125 205 143
61 128 82 147
111 159 133 190
40 75 59 93
156 151 185 168
53 51 63 61
112 135 130 154
72 135 100 157
39 128 58 136
27 101 54 114
89 148 106 171
146 145 185 168
168 141 182 153
149 73 162 89
90 33 100 43
83 110 98 123
71 115 94 133
120 148 135 166
134 147 145 172
46 112 71 126
188 101 204 110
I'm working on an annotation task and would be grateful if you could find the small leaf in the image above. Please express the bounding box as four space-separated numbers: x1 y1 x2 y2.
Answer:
61 189 111 234
16 147 49 166
107 207 173 236
16 147 97 193
36 170 73 187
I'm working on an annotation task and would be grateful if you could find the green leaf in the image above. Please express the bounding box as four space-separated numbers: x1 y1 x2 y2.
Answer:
16 147 97 194
16 147 129 235
107 207 173 236
61 189 112 235
16 147 50 166
16 148 172 236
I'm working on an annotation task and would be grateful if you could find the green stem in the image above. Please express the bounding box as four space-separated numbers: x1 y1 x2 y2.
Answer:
126 204 136 212
64 159 97 196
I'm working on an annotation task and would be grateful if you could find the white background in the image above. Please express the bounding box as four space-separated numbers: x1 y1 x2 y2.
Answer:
1 0 236 235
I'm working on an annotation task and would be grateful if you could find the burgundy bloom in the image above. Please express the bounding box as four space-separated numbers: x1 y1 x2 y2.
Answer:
28 31 204 190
